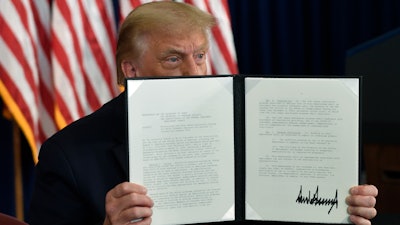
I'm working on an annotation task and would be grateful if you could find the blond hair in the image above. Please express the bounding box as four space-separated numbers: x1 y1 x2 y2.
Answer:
116 1 216 85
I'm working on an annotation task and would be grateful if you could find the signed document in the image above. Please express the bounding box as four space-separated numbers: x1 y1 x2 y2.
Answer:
245 77 359 223
126 75 359 225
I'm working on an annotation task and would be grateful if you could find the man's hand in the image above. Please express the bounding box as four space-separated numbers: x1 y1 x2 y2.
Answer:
103 182 154 225
346 184 378 225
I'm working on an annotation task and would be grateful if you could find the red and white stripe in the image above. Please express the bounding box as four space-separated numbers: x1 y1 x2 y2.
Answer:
0 0 237 162
181 0 238 75
120 0 154 20
0 0 56 162
52 0 120 128
119 0 238 75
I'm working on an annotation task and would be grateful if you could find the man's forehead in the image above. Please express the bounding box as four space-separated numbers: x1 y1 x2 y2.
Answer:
149 31 209 52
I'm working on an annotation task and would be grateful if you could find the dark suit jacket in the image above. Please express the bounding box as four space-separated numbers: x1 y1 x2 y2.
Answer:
29 92 128 225
28 91 340 225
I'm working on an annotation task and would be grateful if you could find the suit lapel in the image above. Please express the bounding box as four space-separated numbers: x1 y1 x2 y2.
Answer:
110 91 129 180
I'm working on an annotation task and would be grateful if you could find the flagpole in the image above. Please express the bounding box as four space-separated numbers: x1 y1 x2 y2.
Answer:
13 120 24 220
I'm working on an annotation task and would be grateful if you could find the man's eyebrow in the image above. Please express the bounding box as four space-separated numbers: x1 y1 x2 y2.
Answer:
196 43 209 52
161 49 183 56
159 43 209 57
157 48 185 59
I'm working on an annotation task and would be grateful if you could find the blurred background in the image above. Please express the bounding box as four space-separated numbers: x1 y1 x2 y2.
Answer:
1 0 400 223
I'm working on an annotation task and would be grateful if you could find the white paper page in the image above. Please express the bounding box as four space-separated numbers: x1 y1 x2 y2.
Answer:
127 77 235 225
245 77 359 224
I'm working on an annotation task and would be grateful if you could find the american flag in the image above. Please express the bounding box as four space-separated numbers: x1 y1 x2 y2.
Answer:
52 0 120 129
0 0 56 162
0 0 120 162
0 0 237 163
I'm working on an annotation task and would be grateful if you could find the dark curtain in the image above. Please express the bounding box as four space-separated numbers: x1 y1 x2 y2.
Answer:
228 0 400 75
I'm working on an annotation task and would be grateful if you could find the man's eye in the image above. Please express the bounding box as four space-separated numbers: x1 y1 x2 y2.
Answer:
162 56 181 69
195 53 206 63
166 57 179 63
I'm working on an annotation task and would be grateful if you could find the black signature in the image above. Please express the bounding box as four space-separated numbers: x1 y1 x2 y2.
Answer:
295 185 338 214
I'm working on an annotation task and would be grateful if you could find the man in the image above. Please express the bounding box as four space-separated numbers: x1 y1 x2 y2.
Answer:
29 2 378 225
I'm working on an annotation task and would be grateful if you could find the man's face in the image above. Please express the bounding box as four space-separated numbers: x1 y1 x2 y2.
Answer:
125 30 210 77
